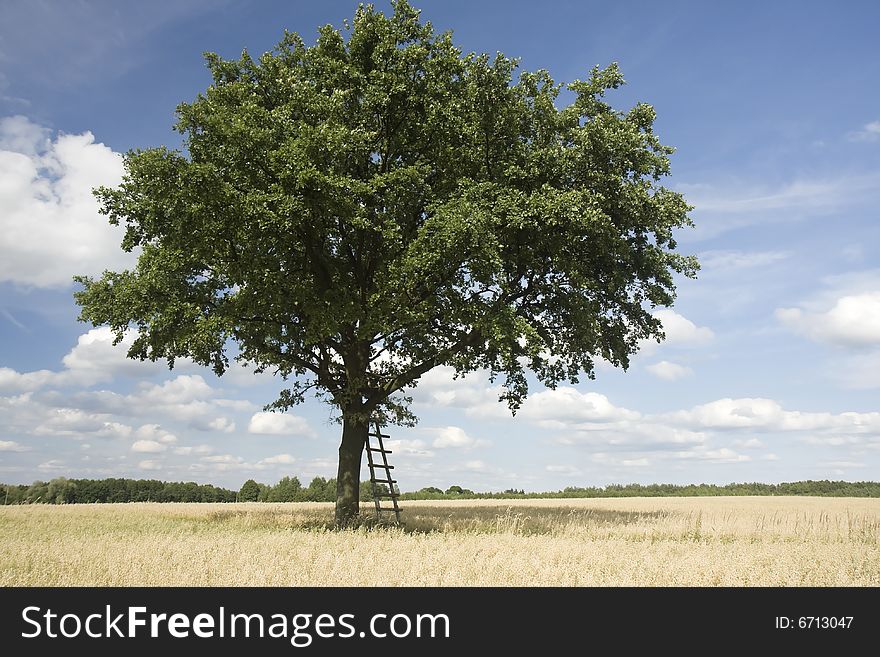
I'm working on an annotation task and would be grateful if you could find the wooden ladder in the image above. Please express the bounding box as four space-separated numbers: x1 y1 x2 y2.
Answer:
365 420 401 524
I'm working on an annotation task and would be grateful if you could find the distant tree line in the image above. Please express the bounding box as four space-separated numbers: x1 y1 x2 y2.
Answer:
237 476 393 503
0 477 236 504
3 478 879 505
0 476 390 505
401 480 880 500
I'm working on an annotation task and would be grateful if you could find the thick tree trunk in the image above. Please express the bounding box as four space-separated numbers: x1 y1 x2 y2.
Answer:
334 413 368 527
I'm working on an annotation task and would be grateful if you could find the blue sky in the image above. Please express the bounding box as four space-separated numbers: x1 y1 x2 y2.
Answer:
2 0 880 492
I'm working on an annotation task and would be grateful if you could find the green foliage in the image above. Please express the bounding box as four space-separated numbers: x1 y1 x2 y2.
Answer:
238 479 261 502
4 478 880 505
0 478 236 504
73 0 696 431
398 480 880 500
268 476 303 502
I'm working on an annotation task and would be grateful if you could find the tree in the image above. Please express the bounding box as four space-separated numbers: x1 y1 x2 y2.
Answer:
73 1 696 526
239 479 260 502
269 475 303 502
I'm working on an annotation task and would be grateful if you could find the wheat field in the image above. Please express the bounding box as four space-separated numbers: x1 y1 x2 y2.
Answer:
2 496 878 586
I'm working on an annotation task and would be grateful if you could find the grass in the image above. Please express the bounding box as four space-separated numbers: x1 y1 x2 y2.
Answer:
2 496 878 586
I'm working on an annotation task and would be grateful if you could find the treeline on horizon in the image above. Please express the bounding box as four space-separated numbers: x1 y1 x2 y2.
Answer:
3 477 880 505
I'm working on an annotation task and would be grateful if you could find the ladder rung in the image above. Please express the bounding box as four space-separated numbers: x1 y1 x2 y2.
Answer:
372 478 397 485
375 491 400 498
377 506 399 512
369 432 390 439
370 464 394 469
366 447 392 454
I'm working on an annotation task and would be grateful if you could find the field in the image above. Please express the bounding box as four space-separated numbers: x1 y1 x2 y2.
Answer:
2 497 879 586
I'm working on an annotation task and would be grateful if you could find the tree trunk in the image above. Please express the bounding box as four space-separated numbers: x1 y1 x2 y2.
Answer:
334 413 368 527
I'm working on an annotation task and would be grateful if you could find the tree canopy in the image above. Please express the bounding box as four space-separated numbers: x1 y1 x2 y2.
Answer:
74 0 696 524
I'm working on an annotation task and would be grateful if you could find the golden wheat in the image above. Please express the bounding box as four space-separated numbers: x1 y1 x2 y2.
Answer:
1 497 878 586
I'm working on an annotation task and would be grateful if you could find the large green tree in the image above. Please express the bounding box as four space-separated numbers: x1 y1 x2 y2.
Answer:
74 1 696 525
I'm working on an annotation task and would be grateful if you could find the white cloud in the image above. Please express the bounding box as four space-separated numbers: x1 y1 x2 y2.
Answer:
674 447 750 463
0 115 134 287
189 453 264 473
247 411 316 437
847 120 880 142
424 426 483 449
207 417 236 433
645 360 693 381
134 424 177 444
0 367 56 393
653 309 714 346
33 409 132 439
138 375 215 405
138 460 163 471
382 438 434 458
412 366 499 409
260 453 296 465
173 444 213 456
202 454 243 464
666 397 880 434
0 440 28 452
131 440 168 453
61 327 188 381
0 328 201 394
518 387 640 425
0 116 48 154
38 459 65 472
777 292 880 347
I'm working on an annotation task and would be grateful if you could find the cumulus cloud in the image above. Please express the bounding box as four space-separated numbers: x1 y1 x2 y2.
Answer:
518 388 640 425
173 444 213 456
411 366 499 409
138 375 215 405
134 424 177 444
205 417 235 433
674 447 750 463
0 367 56 393
777 292 880 347
0 327 200 394
202 454 243 465
645 360 693 381
422 426 484 449
665 397 880 435
188 453 270 473
32 409 132 439
131 440 168 453
0 115 134 287
0 440 29 452
61 327 195 381
382 438 434 458
848 120 880 142
247 411 316 437
260 453 296 465
653 309 714 345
